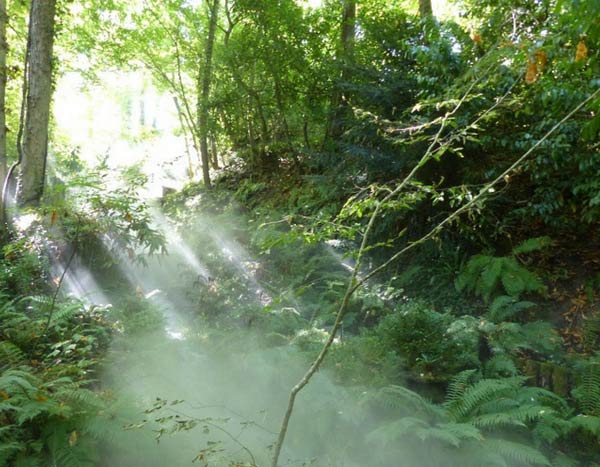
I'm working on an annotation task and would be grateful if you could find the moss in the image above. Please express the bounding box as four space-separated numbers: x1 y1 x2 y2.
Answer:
552 365 570 397
539 361 554 389
522 359 540 385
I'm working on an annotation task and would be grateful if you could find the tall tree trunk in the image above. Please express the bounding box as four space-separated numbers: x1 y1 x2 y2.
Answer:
18 0 56 207
173 96 195 179
325 0 356 143
197 0 219 189
340 0 356 64
419 0 433 18
210 133 219 169
0 0 7 192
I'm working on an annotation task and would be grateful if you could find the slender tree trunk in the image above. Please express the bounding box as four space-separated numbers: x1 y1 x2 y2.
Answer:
210 133 219 169
173 96 195 179
325 0 356 142
246 107 257 166
18 0 56 207
197 0 219 189
340 0 356 64
0 0 7 191
419 0 433 18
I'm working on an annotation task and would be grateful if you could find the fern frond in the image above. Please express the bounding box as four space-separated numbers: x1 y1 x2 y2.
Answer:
533 413 572 444
471 406 552 429
517 387 570 413
484 354 518 378
0 369 39 392
583 313 600 350
485 438 551 466
500 263 545 298
49 301 85 327
512 237 552 256
487 296 536 322
0 342 26 370
448 377 526 419
57 388 105 410
480 258 504 301
445 369 479 404
570 415 600 436
364 385 444 418
550 453 579 467
572 362 600 415
431 422 483 445
366 417 430 446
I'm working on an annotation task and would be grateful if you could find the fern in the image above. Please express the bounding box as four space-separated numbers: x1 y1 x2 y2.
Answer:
484 354 518 378
573 362 600 415
367 418 483 449
48 300 85 328
550 453 579 467
583 313 600 351
456 239 549 302
511 237 553 256
366 416 430 446
470 406 552 429
363 385 444 418
485 438 551 466
429 422 483 445
0 369 39 393
0 342 27 370
570 415 600 436
517 387 570 413
487 295 537 322
446 369 479 403
447 377 526 419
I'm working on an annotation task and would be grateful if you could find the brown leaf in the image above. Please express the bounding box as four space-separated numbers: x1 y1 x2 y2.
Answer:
575 40 588 62
69 430 78 447
50 210 58 226
525 60 538 84
534 49 547 71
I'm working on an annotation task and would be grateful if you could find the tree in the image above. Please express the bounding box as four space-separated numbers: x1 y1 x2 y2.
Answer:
419 0 432 18
0 0 6 191
18 0 57 207
197 0 219 188
326 0 356 142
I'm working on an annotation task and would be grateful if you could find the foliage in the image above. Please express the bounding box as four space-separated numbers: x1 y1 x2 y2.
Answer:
375 301 480 382
456 237 551 302
0 235 48 297
2 0 599 465
0 293 114 467
361 372 585 466
49 154 167 269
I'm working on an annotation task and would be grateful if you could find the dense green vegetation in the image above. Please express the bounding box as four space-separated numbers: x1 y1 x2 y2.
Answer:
1 0 600 466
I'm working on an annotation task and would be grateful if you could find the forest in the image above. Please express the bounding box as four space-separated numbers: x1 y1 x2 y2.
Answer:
0 0 599 466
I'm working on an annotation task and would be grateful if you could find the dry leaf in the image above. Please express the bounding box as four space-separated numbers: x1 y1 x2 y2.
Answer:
534 49 547 71
525 60 538 84
575 40 588 62
69 430 78 447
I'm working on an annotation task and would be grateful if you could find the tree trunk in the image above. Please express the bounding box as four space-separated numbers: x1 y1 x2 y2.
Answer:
173 96 194 179
325 0 356 142
197 0 219 189
210 133 219 169
0 0 7 191
419 0 433 18
18 0 56 207
340 0 356 63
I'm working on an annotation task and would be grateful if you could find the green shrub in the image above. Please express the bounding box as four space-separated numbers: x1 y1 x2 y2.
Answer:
376 301 479 382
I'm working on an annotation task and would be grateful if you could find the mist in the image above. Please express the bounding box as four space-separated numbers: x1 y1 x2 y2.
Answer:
69 202 434 467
